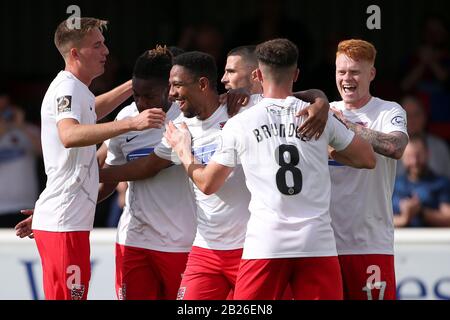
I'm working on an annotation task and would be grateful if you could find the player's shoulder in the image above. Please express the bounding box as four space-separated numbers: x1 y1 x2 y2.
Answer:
115 102 138 120
330 100 345 110
372 97 403 112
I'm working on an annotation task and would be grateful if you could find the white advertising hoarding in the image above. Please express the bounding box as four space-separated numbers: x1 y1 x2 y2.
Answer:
0 229 449 300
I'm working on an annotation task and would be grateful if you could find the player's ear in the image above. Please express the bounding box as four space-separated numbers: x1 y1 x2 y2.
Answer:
370 67 376 81
198 77 209 91
69 47 79 60
256 68 263 82
251 69 259 81
293 68 300 83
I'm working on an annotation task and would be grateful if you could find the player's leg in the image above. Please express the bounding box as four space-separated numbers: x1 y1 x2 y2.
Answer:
291 256 343 300
115 244 158 300
177 246 231 300
219 248 243 300
153 250 189 300
338 254 396 300
33 230 91 300
233 259 291 300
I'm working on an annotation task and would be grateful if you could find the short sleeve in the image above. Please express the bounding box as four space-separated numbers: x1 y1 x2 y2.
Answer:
211 118 241 167
381 103 408 135
105 138 126 166
328 113 355 152
54 81 84 123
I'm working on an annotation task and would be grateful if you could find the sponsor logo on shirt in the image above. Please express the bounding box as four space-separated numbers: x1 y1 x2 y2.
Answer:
57 95 72 114
193 143 217 164
126 148 154 162
391 116 406 127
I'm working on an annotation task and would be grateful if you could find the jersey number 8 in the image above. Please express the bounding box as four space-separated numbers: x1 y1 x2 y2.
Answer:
275 144 302 195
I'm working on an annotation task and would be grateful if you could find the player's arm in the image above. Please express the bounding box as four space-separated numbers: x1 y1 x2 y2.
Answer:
99 152 172 183
95 80 132 120
96 143 119 202
164 121 233 195
331 108 408 160
330 135 376 169
57 108 165 148
294 89 329 140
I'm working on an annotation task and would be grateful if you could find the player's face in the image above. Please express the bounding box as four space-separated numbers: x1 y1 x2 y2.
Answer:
77 28 109 79
132 77 169 112
169 65 202 118
221 55 253 91
335 54 375 108
402 141 428 177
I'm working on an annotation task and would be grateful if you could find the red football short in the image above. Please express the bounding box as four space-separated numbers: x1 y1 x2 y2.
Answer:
115 244 189 300
177 246 243 300
234 256 343 300
33 230 91 300
338 254 396 300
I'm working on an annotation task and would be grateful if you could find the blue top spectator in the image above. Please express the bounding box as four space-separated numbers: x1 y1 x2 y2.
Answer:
393 135 450 227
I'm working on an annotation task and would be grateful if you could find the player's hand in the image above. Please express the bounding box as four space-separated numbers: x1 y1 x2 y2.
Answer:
15 209 34 239
297 98 329 140
131 108 166 130
220 89 250 117
164 121 193 164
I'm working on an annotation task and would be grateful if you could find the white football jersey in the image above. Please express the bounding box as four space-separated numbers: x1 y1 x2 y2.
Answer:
155 95 262 250
33 71 98 231
329 97 408 255
212 96 355 259
105 102 197 252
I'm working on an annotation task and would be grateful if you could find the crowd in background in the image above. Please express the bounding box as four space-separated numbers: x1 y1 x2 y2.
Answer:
0 13 449 228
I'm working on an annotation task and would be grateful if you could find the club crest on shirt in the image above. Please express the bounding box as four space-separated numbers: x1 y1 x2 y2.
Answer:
177 287 186 300
391 116 406 127
70 284 85 300
57 95 72 114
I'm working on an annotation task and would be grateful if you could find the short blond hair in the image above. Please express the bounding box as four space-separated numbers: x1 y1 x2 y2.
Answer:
336 39 377 65
54 17 108 58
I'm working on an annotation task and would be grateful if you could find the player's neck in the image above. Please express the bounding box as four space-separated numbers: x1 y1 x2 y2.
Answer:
261 84 292 99
197 92 220 120
343 94 372 110
65 64 93 87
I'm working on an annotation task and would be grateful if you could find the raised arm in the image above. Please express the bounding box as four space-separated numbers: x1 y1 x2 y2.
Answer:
164 121 233 195
57 108 165 148
95 80 132 120
294 89 329 140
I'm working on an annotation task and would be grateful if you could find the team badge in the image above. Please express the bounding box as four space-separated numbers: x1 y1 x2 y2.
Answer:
177 287 186 300
70 284 85 300
57 95 72 114
391 116 406 127
219 121 227 129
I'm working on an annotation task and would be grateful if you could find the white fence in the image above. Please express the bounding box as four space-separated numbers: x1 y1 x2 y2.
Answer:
0 229 449 300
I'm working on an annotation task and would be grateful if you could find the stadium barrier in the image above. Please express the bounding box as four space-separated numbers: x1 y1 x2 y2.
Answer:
0 228 449 300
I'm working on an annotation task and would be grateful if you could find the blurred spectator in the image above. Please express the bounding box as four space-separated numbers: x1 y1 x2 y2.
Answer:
396 95 450 178
393 136 450 227
400 14 450 141
228 0 313 90
0 92 42 227
177 23 225 76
